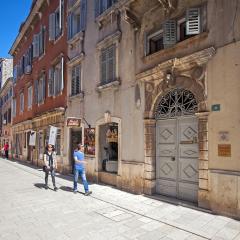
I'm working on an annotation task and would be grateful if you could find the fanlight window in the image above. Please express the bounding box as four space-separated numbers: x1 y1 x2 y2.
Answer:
155 89 198 119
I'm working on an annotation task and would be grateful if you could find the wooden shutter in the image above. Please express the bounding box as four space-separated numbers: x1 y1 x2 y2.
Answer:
186 8 201 35
60 57 64 92
95 0 100 17
163 20 177 48
67 14 72 40
42 74 46 101
101 49 107 84
13 66 17 83
59 0 63 31
34 79 38 104
48 68 54 96
80 0 87 31
107 45 116 83
49 13 56 40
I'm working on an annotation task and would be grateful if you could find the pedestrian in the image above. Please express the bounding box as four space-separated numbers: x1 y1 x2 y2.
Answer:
73 144 92 196
4 142 9 159
43 144 58 191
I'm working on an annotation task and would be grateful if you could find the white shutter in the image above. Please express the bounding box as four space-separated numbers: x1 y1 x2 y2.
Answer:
186 8 201 35
80 0 87 31
48 68 54 96
59 0 63 31
67 13 73 40
163 20 177 48
60 57 64 91
49 13 56 40
33 34 38 57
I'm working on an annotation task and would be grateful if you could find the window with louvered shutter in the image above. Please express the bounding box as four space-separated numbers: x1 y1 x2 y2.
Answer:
13 66 17 83
80 0 87 31
48 68 54 97
101 49 107 84
27 86 32 109
71 65 81 96
67 13 73 40
95 0 100 17
42 74 46 101
163 20 177 48
39 26 45 56
34 79 38 104
186 8 200 35
20 93 24 113
60 57 64 92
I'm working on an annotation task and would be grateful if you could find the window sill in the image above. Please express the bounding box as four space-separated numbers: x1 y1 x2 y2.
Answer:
96 79 120 92
144 32 208 62
69 92 84 101
68 31 84 45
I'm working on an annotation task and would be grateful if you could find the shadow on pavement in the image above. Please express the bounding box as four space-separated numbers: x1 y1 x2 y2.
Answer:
34 183 46 189
59 186 73 192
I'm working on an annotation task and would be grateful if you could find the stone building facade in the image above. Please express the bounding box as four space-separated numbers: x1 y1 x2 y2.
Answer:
9 0 68 172
0 58 13 88
0 77 13 156
63 0 240 218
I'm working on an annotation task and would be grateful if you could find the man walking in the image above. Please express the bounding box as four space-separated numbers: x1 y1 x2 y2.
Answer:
73 144 92 196
4 142 9 159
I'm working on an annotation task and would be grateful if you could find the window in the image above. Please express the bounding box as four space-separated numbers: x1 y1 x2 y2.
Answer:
146 7 204 55
147 30 164 55
33 26 45 58
49 0 64 41
100 45 116 84
24 45 33 74
27 86 32 109
34 74 46 105
48 57 64 97
67 0 87 40
71 65 81 96
20 92 24 113
95 0 118 16
12 98 16 117
7 108 11 124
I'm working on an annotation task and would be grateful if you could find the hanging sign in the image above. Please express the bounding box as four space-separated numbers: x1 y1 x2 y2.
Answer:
48 126 58 145
29 131 36 146
67 118 81 127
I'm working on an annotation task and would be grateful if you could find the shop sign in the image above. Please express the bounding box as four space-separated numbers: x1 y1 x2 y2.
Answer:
67 118 81 127
218 144 231 157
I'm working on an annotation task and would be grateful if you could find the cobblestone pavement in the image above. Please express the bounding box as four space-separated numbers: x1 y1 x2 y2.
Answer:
0 158 239 240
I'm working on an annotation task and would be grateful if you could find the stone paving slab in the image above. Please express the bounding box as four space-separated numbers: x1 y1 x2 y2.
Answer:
0 158 239 240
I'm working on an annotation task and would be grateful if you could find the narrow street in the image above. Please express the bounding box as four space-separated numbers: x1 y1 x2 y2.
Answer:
0 158 239 240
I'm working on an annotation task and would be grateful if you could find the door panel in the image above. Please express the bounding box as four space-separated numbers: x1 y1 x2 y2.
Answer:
156 117 199 203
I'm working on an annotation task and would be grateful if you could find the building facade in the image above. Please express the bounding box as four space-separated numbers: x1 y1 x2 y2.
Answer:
0 77 13 156
9 0 68 171
63 0 240 218
0 58 13 88
9 0 240 218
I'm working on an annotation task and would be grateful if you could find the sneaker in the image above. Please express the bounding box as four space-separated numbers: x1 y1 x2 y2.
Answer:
84 191 92 196
54 187 58 191
73 189 77 194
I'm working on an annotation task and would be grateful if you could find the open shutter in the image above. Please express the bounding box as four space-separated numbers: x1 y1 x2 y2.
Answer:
48 68 54 96
101 49 107 84
49 13 56 40
42 74 46 101
107 45 116 83
13 66 17 83
186 8 201 35
95 0 100 17
60 57 64 92
34 79 38 104
67 13 73 40
80 0 87 31
163 20 177 48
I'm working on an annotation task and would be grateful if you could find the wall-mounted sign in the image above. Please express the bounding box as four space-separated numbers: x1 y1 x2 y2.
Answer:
67 118 81 127
218 144 231 157
29 130 36 146
212 104 221 111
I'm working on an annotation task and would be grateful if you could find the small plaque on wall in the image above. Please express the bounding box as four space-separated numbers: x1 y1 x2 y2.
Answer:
218 144 231 157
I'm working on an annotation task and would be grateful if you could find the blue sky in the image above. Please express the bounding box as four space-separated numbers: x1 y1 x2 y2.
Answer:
0 0 32 58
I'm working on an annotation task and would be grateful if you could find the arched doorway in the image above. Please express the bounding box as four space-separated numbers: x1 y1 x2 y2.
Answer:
155 88 199 202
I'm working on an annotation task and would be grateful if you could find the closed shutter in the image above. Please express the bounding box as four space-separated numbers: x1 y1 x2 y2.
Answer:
13 66 17 83
80 0 87 31
67 14 73 40
71 67 76 95
101 49 107 84
163 20 177 48
49 13 56 40
186 8 201 35
95 0 100 17
34 79 38 104
59 0 63 32
60 57 64 92
48 68 54 96
42 74 46 101
76 65 81 94
107 45 116 83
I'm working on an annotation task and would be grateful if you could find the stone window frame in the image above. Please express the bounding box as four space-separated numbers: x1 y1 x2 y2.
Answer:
96 31 121 91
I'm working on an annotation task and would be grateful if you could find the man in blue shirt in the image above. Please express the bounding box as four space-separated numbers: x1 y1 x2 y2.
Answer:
73 144 92 195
